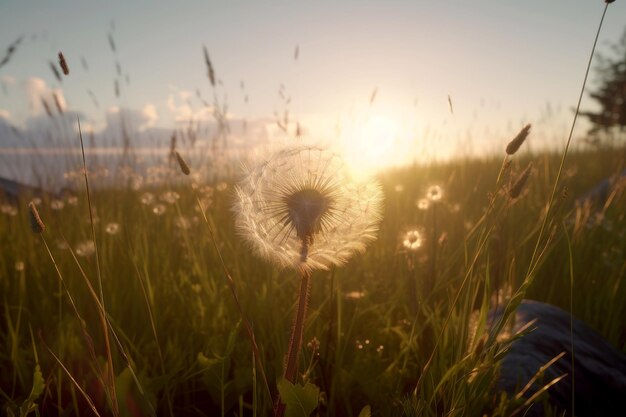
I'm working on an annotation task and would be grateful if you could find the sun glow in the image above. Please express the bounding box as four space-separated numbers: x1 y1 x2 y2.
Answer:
339 115 401 177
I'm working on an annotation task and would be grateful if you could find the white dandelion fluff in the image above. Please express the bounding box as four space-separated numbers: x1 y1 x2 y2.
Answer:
234 146 383 272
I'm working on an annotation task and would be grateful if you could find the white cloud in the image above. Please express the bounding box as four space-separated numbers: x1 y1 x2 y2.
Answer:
23 77 67 115
141 103 158 131
167 87 213 122
101 104 161 139
1 75 16 85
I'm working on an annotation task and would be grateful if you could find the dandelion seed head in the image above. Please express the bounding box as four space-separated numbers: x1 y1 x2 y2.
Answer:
15 261 25 272
152 203 166 216
233 146 383 272
200 185 215 197
140 192 155 205
55 240 69 250
426 185 443 202
160 191 180 204
75 240 96 257
402 229 423 251
130 175 144 190
416 198 430 210
175 216 192 230
50 199 64 210
345 290 366 300
1 204 18 216
105 222 120 235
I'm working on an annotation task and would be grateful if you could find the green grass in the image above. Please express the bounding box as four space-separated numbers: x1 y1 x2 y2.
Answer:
1 144 625 416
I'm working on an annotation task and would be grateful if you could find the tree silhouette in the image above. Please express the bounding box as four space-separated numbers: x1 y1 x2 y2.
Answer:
582 28 626 139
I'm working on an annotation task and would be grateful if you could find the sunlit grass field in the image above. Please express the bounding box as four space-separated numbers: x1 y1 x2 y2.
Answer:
1 142 624 416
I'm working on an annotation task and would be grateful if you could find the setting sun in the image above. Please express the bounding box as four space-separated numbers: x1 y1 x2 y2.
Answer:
339 114 401 176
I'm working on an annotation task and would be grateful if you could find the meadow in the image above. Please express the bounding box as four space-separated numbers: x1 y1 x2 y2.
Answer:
1 136 625 416
1 2 625 415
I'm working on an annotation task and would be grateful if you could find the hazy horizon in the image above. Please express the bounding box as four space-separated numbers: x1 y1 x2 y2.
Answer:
1 0 625 183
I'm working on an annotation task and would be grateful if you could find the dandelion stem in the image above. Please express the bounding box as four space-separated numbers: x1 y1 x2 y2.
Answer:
275 263 312 417
429 202 438 294
284 268 312 383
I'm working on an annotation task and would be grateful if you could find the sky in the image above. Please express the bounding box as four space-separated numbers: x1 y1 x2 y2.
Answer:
0 0 625 180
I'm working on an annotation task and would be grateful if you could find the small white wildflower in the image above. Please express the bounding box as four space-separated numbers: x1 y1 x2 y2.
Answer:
160 191 180 204
1 204 18 216
75 240 96 257
402 229 423 251
15 261 25 272
416 198 430 210
152 204 166 216
140 192 155 205
50 199 65 210
344 291 366 300
105 223 120 235
426 185 443 202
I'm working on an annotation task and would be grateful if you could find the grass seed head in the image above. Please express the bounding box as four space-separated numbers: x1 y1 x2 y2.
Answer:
53 92 64 114
175 151 190 175
506 124 531 155
58 52 69 75
509 162 533 199
28 201 45 233
49 61 62 82
41 98 53 118
203 45 216 87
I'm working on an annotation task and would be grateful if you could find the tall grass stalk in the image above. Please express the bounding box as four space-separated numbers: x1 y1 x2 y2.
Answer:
481 4 615 384
77 117 119 416
194 194 273 404
525 2 611 282
37 230 106 414
562 221 575 415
